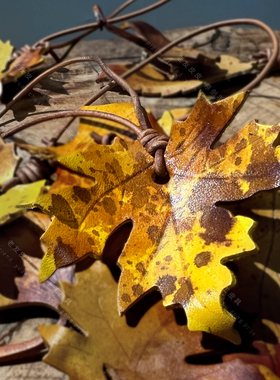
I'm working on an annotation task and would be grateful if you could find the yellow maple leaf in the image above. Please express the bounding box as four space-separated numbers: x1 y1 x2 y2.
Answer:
0 180 46 226
0 137 20 186
0 40 13 73
33 92 280 343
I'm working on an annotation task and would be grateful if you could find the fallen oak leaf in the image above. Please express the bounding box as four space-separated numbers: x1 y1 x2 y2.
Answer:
223 342 280 378
39 261 280 380
0 180 46 226
39 261 206 380
0 209 74 311
0 211 74 362
0 137 20 186
97 56 255 97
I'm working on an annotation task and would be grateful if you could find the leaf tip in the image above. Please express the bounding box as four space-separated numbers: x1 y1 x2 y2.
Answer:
39 253 56 282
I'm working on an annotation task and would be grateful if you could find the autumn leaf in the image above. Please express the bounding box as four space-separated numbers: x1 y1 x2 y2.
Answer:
97 56 255 96
120 20 219 66
0 211 74 311
0 137 20 186
0 45 44 83
223 342 280 378
0 180 46 226
39 261 280 380
158 107 192 136
0 211 74 361
31 92 280 343
0 40 13 96
0 40 13 70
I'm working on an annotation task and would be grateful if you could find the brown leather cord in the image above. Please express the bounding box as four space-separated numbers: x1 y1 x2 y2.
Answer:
1 19 277 126
1 109 141 139
90 129 169 178
1 109 170 178
41 0 172 45
139 129 169 177
1 157 56 193
90 131 118 145
0 56 151 134
53 18 278 139
0 19 278 185
87 18 279 107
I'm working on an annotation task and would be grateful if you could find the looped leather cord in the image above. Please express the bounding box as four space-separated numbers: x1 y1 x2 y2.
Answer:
1 157 55 193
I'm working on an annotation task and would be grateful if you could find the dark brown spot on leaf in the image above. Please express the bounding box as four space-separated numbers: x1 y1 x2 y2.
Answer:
147 225 161 244
54 237 78 267
156 275 177 298
92 230 99 237
132 284 143 297
164 255 172 262
235 157 242 166
200 207 233 245
102 197 117 216
105 162 116 174
173 277 194 307
136 262 147 276
121 293 131 303
49 194 78 229
73 186 91 204
194 251 212 268
180 127 186 136
88 237 94 245
235 138 247 153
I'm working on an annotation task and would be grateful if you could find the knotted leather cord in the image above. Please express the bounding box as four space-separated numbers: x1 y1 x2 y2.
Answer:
1 157 56 193
1 56 169 185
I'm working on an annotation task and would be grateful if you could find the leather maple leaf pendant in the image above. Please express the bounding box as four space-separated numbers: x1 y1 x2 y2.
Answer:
32 92 280 343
